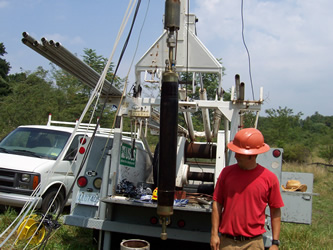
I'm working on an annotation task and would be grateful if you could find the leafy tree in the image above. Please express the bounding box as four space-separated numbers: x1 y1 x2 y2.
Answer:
0 42 11 97
303 112 329 133
0 67 61 137
50 64 89 122
1 43 332 165
50 48 123 127
242 111 257 128
258 107 308 162
0 43 10 78
283 143 311 163
82 48 123 90
259 106 303 147
318 145 333 164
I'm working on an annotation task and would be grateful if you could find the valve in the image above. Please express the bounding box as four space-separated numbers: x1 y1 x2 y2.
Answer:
159 216 171 240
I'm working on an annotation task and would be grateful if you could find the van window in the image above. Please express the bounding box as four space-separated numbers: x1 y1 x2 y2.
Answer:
0 127 70 160
64 135 83 161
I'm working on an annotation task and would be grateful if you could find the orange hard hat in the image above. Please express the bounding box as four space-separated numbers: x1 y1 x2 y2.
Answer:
227 128 270 155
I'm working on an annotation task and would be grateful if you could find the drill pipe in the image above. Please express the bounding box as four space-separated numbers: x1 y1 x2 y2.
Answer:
40 38 98 87
21 32 121 97
55 42 120 96
24 36 94 89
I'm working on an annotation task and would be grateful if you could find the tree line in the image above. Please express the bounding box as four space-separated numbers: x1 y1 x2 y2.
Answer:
258 108 333 164
0 42 332 164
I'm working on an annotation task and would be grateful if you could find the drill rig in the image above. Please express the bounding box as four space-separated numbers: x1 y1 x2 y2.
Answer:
20 1 315 249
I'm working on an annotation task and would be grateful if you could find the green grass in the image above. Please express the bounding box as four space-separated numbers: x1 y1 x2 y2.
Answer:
39 225 96 250
1 163 332 249
0 209 96 249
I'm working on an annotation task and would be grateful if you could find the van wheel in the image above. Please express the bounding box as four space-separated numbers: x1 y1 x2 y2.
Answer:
41 188 64 215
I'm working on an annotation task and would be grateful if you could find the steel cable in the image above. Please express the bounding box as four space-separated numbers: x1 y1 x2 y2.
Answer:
241 0 255 100
38 1 142 248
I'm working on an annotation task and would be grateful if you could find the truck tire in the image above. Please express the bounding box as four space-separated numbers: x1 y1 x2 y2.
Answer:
41 188 64 215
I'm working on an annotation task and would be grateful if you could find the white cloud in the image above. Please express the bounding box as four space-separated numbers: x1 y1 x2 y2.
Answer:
192 0 333 116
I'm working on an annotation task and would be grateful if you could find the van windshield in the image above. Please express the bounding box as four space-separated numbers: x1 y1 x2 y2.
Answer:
0 127 71 160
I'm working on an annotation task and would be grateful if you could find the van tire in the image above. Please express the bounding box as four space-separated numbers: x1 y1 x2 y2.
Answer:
41 188 64 215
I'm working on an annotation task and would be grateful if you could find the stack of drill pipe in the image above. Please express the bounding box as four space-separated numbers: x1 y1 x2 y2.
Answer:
21 32 122 97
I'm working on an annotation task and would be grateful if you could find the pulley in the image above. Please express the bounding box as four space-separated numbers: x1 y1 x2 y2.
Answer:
16 214 46 245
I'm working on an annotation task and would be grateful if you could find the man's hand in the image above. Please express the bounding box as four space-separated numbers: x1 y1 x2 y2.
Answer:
269 244 279 250
210 234 220 250
211 201 222 250
270 207 281 250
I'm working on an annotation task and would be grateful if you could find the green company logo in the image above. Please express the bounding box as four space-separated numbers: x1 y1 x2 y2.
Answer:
120 143 136 167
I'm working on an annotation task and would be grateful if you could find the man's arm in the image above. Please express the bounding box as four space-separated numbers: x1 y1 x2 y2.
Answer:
269 207 281 249
210 201 222 250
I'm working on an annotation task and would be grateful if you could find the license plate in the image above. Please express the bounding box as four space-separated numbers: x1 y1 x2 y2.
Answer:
76 191 100 206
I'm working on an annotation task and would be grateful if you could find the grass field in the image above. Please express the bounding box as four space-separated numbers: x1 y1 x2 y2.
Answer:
0 208 96 249
0 163 332 249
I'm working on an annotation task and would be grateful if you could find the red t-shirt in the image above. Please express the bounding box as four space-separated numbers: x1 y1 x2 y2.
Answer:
213 164 284 237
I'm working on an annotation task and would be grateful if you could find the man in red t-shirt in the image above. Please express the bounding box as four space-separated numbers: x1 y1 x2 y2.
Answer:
210 128 284 250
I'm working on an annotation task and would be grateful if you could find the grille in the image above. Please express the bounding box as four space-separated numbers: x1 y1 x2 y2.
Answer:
0 169 15 187
0 168 36 195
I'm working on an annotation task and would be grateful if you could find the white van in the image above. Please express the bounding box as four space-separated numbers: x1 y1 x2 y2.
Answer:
0 118 142 214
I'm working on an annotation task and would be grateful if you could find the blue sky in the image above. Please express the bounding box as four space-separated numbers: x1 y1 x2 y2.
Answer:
0 0 332 118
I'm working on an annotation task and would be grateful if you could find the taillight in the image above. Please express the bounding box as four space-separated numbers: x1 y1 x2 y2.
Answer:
77 176 88 187
79 147 85 154
80 137 87 145
79 137 87 154
273 149 281 158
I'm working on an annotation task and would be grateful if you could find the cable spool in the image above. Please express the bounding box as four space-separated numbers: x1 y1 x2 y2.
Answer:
16 214 46 245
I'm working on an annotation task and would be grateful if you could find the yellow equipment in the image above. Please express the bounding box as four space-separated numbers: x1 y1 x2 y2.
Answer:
152 187 158 201
16 214 46 245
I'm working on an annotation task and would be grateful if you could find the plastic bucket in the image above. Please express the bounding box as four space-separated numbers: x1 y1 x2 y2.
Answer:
120 239 150 250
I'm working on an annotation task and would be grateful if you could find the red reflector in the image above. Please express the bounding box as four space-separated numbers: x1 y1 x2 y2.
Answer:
80 137 87 145
273 149 281 158
77 176 88 187
177 220 185 228
150 217 158 225
79 147 85 154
